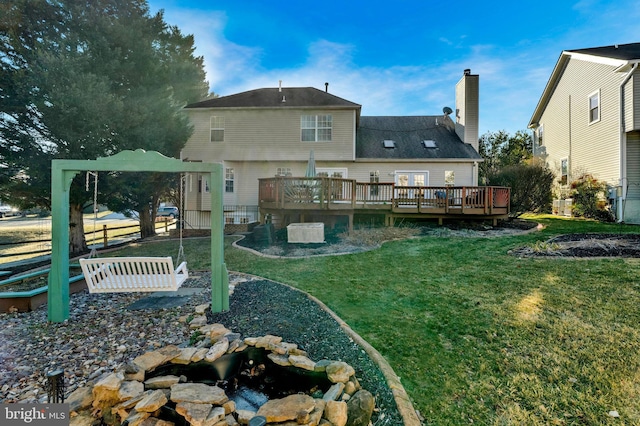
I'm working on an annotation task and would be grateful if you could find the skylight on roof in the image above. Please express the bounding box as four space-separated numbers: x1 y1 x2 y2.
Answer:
383 140 395 148
423 140 437 148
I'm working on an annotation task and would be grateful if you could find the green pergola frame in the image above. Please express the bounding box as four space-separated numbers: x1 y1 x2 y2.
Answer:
48 149 229 322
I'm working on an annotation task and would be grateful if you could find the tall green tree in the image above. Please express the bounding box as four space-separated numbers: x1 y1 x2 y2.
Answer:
501 130 533 167
0 0 208 253
478 130 509 183
478 130 552 216
478 130 533 184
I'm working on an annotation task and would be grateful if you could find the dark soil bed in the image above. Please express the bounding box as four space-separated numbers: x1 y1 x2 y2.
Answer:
510 233 640 258
237 219 539 257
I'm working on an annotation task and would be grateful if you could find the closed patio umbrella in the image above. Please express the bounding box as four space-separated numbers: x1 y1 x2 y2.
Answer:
305 150 316 178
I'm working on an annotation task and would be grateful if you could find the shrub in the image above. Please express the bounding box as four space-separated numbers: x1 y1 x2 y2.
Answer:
570 174 614 221
488 160 554 217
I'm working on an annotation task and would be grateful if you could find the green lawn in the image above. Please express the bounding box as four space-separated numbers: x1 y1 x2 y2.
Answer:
110 215 640 425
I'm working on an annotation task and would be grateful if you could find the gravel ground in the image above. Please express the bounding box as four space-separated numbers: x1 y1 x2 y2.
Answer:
0 272 403 425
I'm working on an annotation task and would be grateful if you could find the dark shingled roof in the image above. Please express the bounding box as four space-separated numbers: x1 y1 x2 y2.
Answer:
356 116 481 160
186 87 361 109
568 42 640 61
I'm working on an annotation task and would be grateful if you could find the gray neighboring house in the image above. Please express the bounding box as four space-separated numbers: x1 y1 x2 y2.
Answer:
529 42 640 223
181 70 483 229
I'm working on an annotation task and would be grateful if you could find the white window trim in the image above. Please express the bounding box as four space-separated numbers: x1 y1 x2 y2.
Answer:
536 124 544 146
394 171 429 186
560 157 569 185
276 167 292 177
588 89 600 125
316 168 347 178
444 171 455 186
210 116 225 142
225 168 234 193
301 114 333 142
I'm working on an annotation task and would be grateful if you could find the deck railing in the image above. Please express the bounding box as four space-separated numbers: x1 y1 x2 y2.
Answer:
259 177 510 215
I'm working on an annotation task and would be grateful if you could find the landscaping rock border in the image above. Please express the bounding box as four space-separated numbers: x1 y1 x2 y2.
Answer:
68 309 376 426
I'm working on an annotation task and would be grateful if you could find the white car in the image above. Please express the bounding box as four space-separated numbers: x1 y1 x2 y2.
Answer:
0 205 18 218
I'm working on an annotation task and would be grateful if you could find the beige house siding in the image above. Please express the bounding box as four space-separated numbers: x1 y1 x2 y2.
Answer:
182 108 355 163
537 66 572 181
348 162 475 186
623 132 640 224
540 58 622 185
632 73 640 130
455 73 480 151
185 160 476 213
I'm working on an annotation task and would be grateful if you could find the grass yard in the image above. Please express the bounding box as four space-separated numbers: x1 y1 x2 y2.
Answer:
108 215 640 425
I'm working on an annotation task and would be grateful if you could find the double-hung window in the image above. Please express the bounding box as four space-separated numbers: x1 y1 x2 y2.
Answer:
588 90 600 124
276 167 292 176
197 176 210 193
560 158 568 185
536 124 544 146
301 115 332 141
210 116 224 142
225 168 234 193
369 171 379 196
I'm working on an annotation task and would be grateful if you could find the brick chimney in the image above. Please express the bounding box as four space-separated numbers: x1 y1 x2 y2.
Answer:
455 69 479 152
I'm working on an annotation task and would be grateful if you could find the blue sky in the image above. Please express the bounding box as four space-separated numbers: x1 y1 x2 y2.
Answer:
148 0 640 135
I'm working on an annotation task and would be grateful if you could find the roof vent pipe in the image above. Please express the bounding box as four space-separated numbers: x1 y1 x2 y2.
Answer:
279 80 282 92
325 82 329 92
464 69 471 76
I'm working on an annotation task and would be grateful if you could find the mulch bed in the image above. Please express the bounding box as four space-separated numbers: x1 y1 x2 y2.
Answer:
510 233 640 258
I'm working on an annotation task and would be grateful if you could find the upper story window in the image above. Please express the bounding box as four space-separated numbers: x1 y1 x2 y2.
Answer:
588 90 600 124
536 125 544 146
210 116 225 142
301 115 332 142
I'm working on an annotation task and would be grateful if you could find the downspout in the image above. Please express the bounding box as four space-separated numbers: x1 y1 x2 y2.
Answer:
619 62 638 222
473 161 478 186
568 95 571 183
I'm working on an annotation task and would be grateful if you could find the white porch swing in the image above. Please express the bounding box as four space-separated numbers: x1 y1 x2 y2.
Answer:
79 171 188 293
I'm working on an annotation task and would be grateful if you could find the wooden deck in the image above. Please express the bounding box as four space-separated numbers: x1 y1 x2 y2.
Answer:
258 177 510 228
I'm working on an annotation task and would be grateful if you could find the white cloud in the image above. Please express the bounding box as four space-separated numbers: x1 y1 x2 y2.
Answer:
153 1 640 136
155 7 263 90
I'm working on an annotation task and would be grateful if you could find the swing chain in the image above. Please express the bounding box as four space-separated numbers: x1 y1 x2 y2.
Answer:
86 171 98 259
176 173 186 265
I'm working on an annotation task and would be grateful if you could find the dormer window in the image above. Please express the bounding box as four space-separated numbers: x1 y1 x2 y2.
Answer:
422 140 437 148
383 140 395 148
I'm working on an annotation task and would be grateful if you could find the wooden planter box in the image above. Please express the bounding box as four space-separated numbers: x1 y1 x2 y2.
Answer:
0 276 87 313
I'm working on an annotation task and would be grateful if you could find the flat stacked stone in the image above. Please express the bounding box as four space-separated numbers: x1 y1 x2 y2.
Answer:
67 303 376 426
